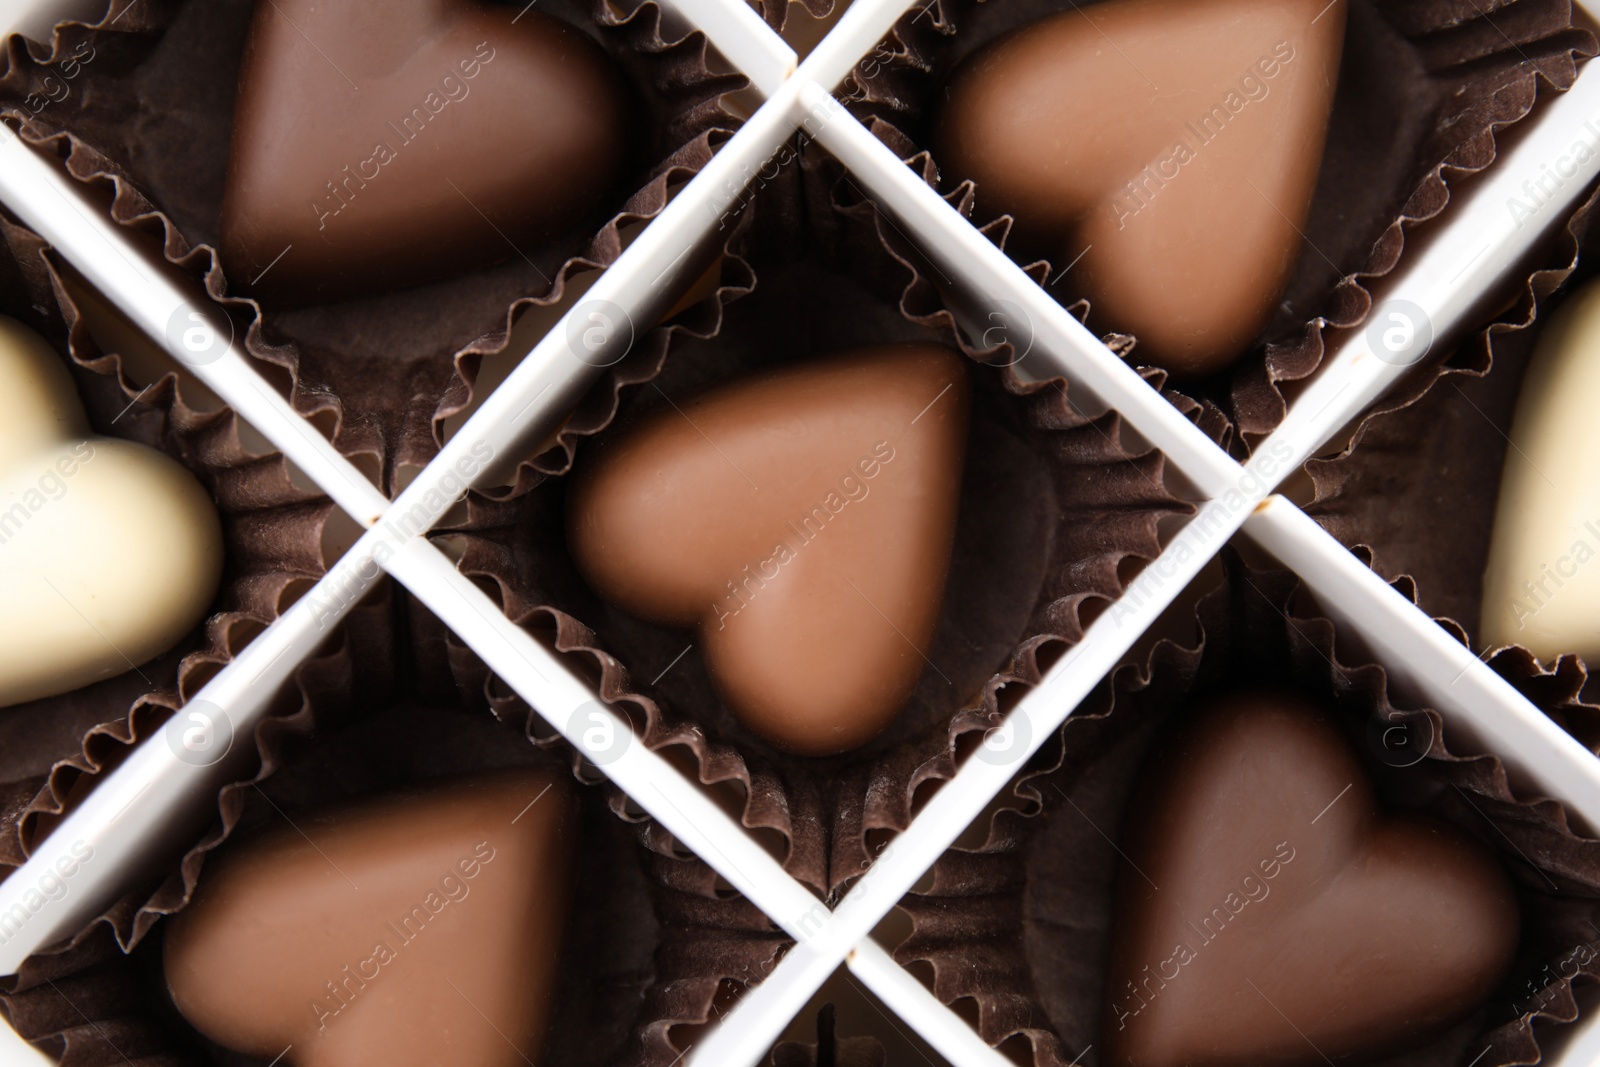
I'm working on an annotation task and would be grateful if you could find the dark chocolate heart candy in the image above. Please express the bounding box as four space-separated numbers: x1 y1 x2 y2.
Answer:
567 345 970 756
221 0 633 304
1105 691 1518 1067
164 771 575 1067
936 0 1345 377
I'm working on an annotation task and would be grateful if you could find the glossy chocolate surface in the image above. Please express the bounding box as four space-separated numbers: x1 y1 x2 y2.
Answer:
936 0 1345 376
0 316 222 707
1482 277 1600 664
222 0 632 304
1105 691 1518 1067
568 345 970 755
164 771 575 1067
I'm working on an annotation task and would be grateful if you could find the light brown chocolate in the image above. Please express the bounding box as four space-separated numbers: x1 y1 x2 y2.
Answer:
935 0 1345 377
567 345 971 755
1105 691 1518 1067
221 0 632 305
164 771 575 1067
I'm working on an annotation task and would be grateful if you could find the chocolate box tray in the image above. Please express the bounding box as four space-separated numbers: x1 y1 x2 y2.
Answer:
4 0 1600 1063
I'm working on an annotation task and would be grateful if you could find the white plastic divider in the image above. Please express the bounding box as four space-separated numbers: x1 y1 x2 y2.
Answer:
1245 499 1600 821
847 940 1018 1067
684 461 1270 1064
0 46 831 968
1540 987 1600 1067
0 0 106 45
381 539 828 933
665 0 798 94
0 1020 51 1067
2 0 1600 1062
1236 46 1600 468
0 530 381 975
0 125 388 523
665 10 1600 1062
799 82 1244 498
0 122 403 974
802 50 1600 492
359 0 1035 546
0 4 1003 1059
1235 503 1600 1067
382 543 1020 1067
0 9 1022 1056
788 0 944 95
0 82 1018 1055
368 0 999 544
323 82 822 545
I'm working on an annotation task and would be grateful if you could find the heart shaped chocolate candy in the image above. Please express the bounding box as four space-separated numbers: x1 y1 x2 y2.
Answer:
1105 691 1518 1067
936 0 1345 377
221 0 633 304
1482 277 1600 665
0 316 223 708
567 345 970 756
165 770 575 1067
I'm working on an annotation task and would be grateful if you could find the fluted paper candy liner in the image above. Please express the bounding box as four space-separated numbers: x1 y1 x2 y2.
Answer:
0 704 700 1067
0 213 392 958
436 142 1193 898
822 0 1594 449
890 552 1600 1067
0 6 780 1060
623 845 792 1066
616 808 906 1065
0 609 822 1067
1307 180 1600 723
0 0 747 494
770 1005 888 1067
0 0 173 76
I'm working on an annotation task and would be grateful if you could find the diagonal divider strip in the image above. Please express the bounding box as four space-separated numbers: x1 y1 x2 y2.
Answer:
383 539 827 926
0 14 1020 1062
0 32 828 972
0 35 1022 1054
0 12 1029 1054
0 125 388 523
664 0 798 95
847 939 1019 1064
2 0 1600 1065
1245 500 1600 821
654 0 1600 1061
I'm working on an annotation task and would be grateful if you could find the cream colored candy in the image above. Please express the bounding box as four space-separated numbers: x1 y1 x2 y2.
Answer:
0 316 223 707
1482 280 1600 664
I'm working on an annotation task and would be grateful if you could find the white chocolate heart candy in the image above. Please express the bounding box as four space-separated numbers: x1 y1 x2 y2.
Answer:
0 316 223 707
1482 280 1600 664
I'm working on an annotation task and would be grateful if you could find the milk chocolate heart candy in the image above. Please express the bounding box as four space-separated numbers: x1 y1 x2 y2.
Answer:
0 317 223 708
935 0 1345 377
1105 691 1518 1067
221 0 633 305
567 345 970 756
165 770 576 1067
1482 278 1600 664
